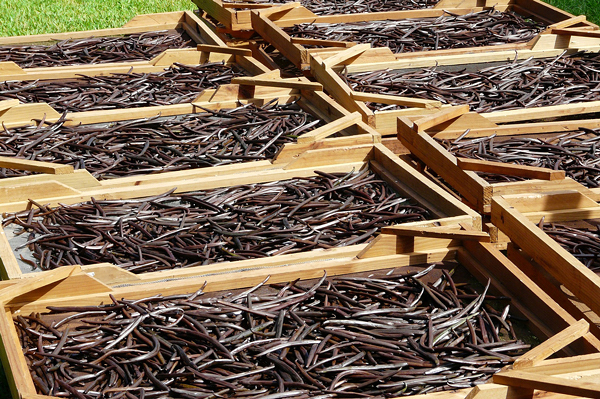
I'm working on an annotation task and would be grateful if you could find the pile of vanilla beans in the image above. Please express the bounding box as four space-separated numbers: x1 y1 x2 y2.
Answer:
0 101 320 179
0 30 195 68
439 128 600 187
16 265 528 398
344 51 600 113
0 62 245 112
284 9 543 52
5 170 429 273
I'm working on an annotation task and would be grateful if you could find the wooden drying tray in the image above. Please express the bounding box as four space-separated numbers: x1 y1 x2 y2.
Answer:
0 79 388 195
0 11 226 75
190 0 532 32
0 224 598 399
250 0 595 72
306 28 600 130
491 191 600 365
0 143 478 281
0 48 276 128
395 106 600 213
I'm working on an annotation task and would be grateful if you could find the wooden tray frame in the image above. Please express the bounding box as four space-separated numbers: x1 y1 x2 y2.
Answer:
0 141 479 281
0 225 598 399
396 109 600 213
250 0 595 72
192 0 589 32
0 47 277 129
0 11 226 72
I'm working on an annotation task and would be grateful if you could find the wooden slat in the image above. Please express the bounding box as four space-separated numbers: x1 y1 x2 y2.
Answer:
231 76 323 91
291 37 355 47
493 370 600 397
413 104 470 133
322 44 371 68
397 116 491 212
0 266 82 303
551 28 600 38
296 112 361 143
0 225 21 281
197 44 252 56
547 15 588 30
351 91 441 109
513 319 590 370
251 10 305 68
0 99 19 113
381 225 489 241
457 158 566 181
0 156 74 175
491 195 600 321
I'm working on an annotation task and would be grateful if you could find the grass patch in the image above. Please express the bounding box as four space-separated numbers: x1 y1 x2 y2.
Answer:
0 0 192 36
544 0 600 25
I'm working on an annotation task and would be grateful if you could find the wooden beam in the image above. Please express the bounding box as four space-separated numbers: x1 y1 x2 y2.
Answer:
491 195 600 320
322 44 371 68
513 319 590 370
291 37 355 48
493 370 600 398
551 28 600 38
196 44 252 56
0 266 82 304
457 158 566 181
547 15 587 30
231 76 322 91
413 104 470 133
0 156 74 175
0 99 19 112
381 225 490 242
397 116 491 212
256 2 301 18
351 91 441 109
296 112 361 143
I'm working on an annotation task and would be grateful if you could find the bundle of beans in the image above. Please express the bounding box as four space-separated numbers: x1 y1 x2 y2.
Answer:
284 9 543 52
16 264 528 398
4 170 430 273
539 221 600 271
439 129 600 187
0 30 195 68
343 51 600 113
221 0 440 14
0 62 246 113
0 101 320 180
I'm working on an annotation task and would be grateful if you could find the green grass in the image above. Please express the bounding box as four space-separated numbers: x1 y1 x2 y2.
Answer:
0 0 192 37
544 0 600 25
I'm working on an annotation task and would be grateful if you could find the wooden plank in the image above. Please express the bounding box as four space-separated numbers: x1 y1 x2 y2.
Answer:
291 37 355 47
552 28 600 38
497 191 599 214
231 76 323 91
0 99 19 113
0 307 37 399
397 116 491 212
464 384 534 399
351 91 441 109
493 370 600 397
413 104 470 133
547 15 588 30
526 353 600 375
381 225 490 241
197 44 252 56
309 55 374 125
0 180 81 203
491 195 600 321
322 44 371 68
0 156 73 175
283 145 373 169
484 100 600 124
491 179 600 203
0 266 82 303
513 319 590 370
296 112 361 143
457 158 566 181
0 104 61 126
251 10 305 68
184 10 227 46
0 225 21 281
256 2 302 18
